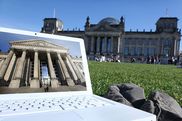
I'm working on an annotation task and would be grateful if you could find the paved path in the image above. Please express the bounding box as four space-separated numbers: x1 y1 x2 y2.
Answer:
0 85 86 94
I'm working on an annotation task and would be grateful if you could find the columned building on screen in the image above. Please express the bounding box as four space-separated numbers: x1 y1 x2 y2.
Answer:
41 17 181 62
0 40 85 88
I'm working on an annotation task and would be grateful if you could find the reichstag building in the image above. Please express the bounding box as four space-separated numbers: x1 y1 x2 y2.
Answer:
41 16 181 63
0 40 85 92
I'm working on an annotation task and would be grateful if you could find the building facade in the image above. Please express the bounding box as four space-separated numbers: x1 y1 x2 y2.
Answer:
0 40 85 89
41 17 181 63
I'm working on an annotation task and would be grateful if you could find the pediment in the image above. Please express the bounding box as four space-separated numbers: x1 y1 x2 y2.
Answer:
90 24 118 32
10 40 68 50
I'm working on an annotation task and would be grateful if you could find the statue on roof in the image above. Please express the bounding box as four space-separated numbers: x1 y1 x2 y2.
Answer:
85 16 90 29
120 16 125 23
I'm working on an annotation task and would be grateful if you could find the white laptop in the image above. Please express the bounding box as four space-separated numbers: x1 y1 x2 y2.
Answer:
0 27 156 121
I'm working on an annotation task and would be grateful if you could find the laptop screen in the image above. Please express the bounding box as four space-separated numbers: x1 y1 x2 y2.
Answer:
0 29 88 94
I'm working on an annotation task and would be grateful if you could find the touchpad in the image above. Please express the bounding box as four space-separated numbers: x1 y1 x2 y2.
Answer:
2 111 84 121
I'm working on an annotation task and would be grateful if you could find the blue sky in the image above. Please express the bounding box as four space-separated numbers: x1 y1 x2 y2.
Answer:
0 0 182 49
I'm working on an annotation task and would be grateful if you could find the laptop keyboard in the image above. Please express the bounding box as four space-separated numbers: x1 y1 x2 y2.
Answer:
0 96 111 116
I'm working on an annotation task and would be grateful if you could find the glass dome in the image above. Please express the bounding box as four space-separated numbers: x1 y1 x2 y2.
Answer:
98 17 119 25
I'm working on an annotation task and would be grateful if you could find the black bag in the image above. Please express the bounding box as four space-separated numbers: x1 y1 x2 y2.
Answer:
148 91 182 121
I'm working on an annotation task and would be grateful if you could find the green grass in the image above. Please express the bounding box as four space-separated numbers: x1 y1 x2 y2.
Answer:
88 61 182 105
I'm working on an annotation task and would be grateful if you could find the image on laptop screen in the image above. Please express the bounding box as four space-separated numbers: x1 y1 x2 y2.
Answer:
0 31 87 94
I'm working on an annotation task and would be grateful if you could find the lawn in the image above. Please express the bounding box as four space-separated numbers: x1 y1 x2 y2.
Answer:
88 61 182 105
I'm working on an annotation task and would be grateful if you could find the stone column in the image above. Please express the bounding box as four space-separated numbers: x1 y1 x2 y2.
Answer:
156 38 160 56
96 37 100 54
67 55 84 83
161 39 164 56
28 59 32 84
90 36 95 54
76 63 82 71
103 37 107 53
15 50 26 79
101 38 104 53
74 62 85 83
56 59 66 81
0 50 14 79
30 51 40 88
9 50 26 88
57 53 75 86
121 36 124 55
47 52 59 88
65 56 78 82
25 58 30 86
34 51 39 79
10 58 20 81
4 53 16 81
106 37 109 53
117 36 121 53
38 59 41 81
84 36 88 53
110 36 113 53
174 39 177 56
0 59 5 69
75 62 83 73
